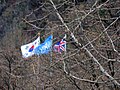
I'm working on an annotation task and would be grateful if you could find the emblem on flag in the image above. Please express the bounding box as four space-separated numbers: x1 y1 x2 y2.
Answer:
29 45 34 52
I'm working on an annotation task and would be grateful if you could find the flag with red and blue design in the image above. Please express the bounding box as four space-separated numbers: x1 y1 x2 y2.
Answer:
21 37 40 58
53 35 66 53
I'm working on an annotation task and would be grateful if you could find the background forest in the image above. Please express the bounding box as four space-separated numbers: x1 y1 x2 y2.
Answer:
0 0 120 90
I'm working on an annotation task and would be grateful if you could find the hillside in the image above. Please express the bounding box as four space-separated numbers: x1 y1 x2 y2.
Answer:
0 0 120 90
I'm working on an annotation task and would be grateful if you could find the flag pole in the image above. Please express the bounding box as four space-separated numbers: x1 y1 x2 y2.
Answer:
49 30 53 77
50 30 53 63
63 34 67 75
36 32 40 89
64 34 67 55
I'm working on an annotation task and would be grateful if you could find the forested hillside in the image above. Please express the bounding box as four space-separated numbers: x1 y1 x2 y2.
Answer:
0 0 120 90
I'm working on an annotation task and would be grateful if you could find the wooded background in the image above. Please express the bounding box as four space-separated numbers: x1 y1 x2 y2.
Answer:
0 0 120 90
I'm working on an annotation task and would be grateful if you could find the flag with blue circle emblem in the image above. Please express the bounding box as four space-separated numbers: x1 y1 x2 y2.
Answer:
34 35 53 55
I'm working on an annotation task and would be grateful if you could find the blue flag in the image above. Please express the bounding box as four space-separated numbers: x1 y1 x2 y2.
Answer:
34 35 53 55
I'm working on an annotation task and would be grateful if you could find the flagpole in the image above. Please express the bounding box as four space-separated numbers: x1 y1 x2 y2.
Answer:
36 32 40 90
64 34 67 55
63 34 67 75
49 31 53 77
50 30 53 63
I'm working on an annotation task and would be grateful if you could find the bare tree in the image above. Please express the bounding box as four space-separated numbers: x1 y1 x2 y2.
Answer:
0 0 120 90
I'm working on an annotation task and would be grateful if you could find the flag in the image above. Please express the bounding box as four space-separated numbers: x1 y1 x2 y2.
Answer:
53 34 66 53
34 35 53 55
21 37 40 58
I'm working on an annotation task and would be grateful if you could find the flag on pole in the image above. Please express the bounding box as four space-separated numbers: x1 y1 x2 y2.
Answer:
21 37 40 58
53 34 66 53
34 35 53 55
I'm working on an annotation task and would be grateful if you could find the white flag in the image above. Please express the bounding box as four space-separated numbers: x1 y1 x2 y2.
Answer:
21 37 40 58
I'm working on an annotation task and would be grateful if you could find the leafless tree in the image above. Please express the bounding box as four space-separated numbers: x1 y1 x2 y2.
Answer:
0 0 120 90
